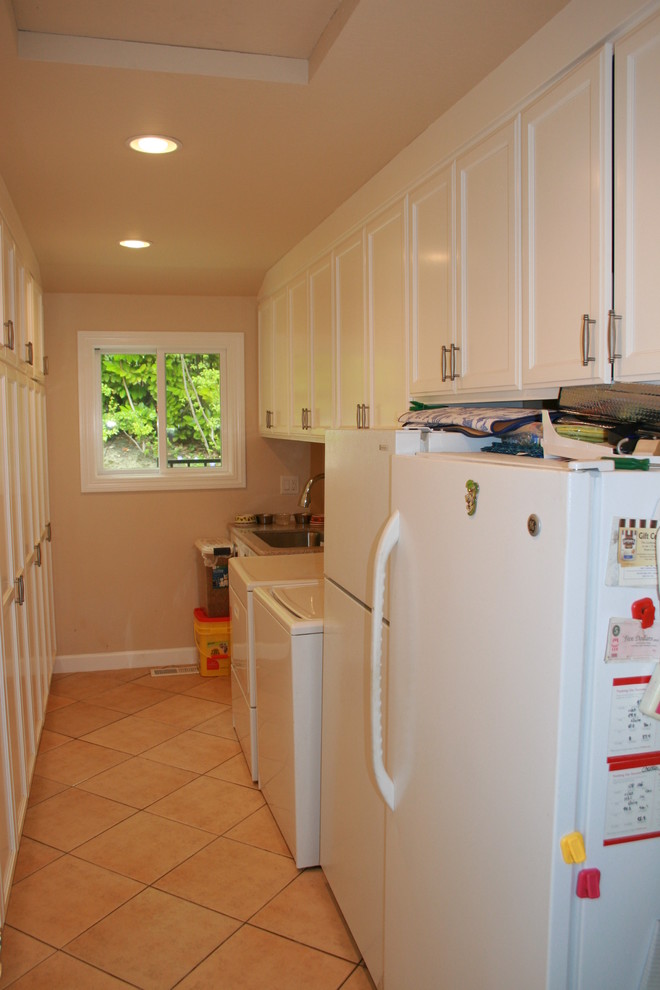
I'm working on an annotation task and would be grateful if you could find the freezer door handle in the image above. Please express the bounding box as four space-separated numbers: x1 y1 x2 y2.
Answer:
370 509 399 811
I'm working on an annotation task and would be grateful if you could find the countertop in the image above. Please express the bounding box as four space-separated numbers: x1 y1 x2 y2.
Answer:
228 521 324 556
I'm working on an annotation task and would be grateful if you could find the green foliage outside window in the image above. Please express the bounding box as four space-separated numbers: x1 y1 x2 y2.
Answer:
101 352 222 470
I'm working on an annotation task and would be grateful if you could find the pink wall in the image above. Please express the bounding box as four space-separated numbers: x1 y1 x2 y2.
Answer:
44 293 315 666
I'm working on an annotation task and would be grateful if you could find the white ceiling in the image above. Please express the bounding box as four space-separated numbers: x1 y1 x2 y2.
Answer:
0 0 569 296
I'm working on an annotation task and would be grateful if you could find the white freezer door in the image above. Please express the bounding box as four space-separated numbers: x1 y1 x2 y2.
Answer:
324 429 424 611
382 453 591 990
321 578 386 987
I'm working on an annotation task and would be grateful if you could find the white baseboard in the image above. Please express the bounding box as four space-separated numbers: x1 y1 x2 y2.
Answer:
53 646 198 674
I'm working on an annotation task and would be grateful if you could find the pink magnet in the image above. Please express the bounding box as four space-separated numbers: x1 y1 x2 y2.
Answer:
576 868 601 899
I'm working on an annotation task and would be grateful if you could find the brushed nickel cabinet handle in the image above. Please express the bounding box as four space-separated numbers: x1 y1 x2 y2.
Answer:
607 310 622 369
581 313 596 366
450 344 460 381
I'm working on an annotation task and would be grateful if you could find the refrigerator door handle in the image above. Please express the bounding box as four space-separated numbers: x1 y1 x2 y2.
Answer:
370 509 399 811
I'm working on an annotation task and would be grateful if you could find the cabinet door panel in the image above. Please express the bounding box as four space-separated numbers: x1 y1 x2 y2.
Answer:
1 224 19 368
614 11 660 379
272 289 290 433
367 202 407 429
409 167 454 397
334 232 366 429
309 256 334 435
522 50 610 386
0 365 27 898
258 299 274 433
456 120 520 393
289 274 310 435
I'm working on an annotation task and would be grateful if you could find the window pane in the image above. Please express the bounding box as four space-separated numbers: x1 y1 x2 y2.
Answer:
101 353 158 471
165 353 222 468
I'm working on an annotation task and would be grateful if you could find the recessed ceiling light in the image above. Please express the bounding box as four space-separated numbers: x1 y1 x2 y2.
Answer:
128 135 181 155
120 239 151 249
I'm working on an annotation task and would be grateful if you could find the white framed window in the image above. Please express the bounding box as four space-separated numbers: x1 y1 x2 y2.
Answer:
78 330 246 492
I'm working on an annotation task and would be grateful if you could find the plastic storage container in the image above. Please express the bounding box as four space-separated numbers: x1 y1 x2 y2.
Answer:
193 607 231 676
195 539 233 617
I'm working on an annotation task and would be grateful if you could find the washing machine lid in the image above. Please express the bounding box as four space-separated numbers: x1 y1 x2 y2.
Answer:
271 582 324 622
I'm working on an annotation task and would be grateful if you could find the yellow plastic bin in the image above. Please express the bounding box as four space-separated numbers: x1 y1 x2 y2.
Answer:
194 607 231 676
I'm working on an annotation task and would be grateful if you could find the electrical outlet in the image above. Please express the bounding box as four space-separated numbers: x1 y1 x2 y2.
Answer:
280 476 299 494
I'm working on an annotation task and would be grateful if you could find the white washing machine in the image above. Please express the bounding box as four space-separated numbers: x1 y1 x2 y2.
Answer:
253 581 324 868
228 554 323 781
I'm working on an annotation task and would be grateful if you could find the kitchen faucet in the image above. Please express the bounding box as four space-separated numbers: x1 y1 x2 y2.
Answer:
298 473 324 509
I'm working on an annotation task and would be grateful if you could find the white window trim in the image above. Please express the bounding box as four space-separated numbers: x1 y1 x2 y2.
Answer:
78 330 246 492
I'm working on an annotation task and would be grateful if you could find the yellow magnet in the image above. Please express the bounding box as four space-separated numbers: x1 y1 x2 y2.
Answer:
560 831 586 865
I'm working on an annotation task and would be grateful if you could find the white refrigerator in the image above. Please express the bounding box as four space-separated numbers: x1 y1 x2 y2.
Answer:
321 428 485 987
323 434 660 989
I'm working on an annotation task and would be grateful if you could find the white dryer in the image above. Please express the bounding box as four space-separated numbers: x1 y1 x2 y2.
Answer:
228 554 323 781
253 581 324 868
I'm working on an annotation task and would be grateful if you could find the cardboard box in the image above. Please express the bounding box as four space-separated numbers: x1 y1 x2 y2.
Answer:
195 540 232 617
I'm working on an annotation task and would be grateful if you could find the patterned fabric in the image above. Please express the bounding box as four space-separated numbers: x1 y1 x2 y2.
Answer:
398 406 548 436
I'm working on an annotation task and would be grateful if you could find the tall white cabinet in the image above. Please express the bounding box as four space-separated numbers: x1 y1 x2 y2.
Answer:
408 166 454 397
0 216 54 934
456 120 520 394
521 48 611 386
612 10 660 380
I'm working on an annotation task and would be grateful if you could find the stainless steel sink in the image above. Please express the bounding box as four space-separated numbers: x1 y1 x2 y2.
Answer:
256 529 323 548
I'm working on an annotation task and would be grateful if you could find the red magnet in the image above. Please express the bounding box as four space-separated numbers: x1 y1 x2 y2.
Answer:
631 598 655 629
576 868 601 899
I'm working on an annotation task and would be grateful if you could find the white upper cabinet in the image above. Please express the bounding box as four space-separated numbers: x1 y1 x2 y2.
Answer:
25 274 46 382
612 10 660 380
289 273 311 437
1 222 19 368
258 290 290 436
456 119 520 394
258 297 274 433
259 9 660 428
308 255 334 437
409 122 520 404
288 260 334 439
366 200 408 429
408 165 455 398
334 230 368 428
522 49 611 387
272 290 290 435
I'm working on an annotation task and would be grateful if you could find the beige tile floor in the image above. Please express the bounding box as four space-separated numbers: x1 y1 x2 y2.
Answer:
1 668 375 990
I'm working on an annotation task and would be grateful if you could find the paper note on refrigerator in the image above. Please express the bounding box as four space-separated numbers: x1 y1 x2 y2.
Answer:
606 518 659 587
603 757 660 844
605 618 660 662
608 677 660 755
